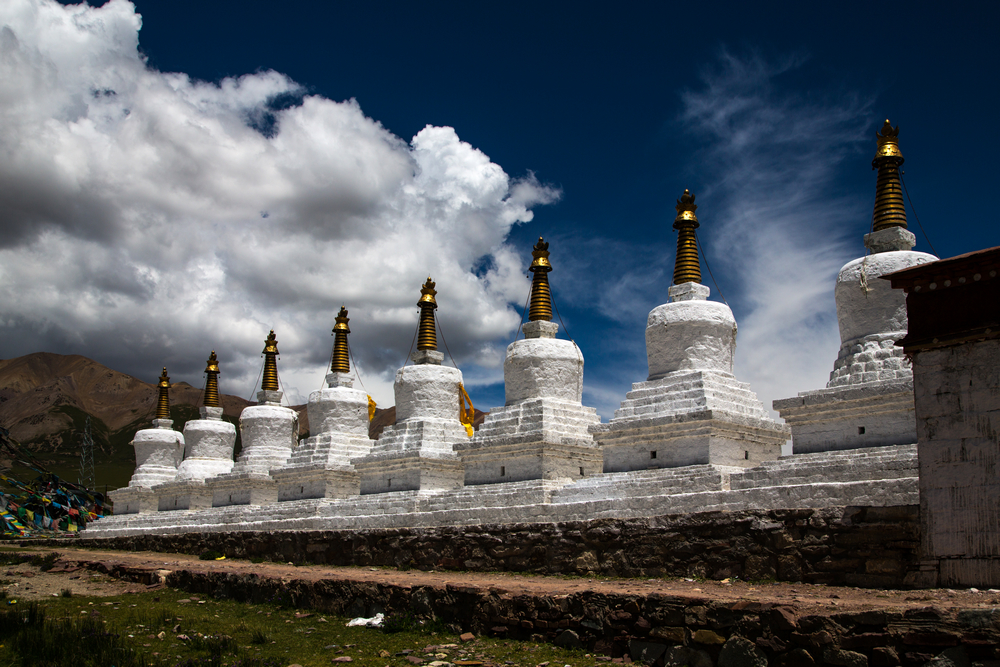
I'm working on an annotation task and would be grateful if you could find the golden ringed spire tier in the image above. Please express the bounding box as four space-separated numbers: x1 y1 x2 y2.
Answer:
203 351 220 408
155 367 171 420
672 189 701 286
871 119 908 232
416 278 438 351
528 237 553 322
331 306 351 374
261 330 280 392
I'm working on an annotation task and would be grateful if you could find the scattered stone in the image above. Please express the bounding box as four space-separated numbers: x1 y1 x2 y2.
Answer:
333 658 353 663
378 650 391 658
663 647 712 667
459 632 476 643
823 648 868 667
294 612 313 619
407 657 424 665
554 630 582 650
628 639 666 664
717 637 767 667
693 629 726 645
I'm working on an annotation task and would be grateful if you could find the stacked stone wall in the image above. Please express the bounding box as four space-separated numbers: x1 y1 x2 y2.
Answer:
67 506 920 588
54 555 1000 666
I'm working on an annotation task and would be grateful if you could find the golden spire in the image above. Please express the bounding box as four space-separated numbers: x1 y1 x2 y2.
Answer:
155 367 170 420
416 278 438 351
261 330 280 392
203 351 220 408
672 189 701 285
331 306 351 374
528 237 553 322
871 119 907 232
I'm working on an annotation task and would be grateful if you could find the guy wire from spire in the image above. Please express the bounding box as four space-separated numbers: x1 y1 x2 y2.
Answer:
403 315 419 367
434 311 460 369
694 229 729 307
549 293 583 364
347 338 369 394
511 278 533 345
247 358 265 402
899 171 940 256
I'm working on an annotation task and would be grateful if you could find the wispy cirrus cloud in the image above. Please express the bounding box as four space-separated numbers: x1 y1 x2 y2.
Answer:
680 49 874 415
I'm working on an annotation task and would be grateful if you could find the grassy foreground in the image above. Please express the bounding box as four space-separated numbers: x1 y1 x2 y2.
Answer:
0 585 596 667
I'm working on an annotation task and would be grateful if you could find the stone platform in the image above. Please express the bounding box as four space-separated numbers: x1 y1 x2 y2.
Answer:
87 445 918 538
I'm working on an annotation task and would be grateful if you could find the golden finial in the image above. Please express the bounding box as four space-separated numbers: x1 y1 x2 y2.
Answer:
155 367 170 420
416 278 438 351
203 351 220 408
871 119 907 232
261 330 280 392
672 189 701 285
331 306 351 374
528 237 553 322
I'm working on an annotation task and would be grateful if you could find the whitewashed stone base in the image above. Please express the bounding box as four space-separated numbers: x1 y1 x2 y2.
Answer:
828 332 913 388
773 379 915 453
108 486 158 515
354 450 464 495
176 413 236 482
128 422 185 488
271 465 359 501
456 398 602 485
88 446 918 537
232 403 298 475
595 370 788 471
207 473 278 507
154 480 213 512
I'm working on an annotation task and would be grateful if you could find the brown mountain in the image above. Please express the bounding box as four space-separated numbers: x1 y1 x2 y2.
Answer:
0 352 486 490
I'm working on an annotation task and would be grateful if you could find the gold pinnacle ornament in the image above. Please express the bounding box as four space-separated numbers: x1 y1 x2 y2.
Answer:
416 278 438 351
155 367 171 420
203 351 220 408
331 306 351 374
673 189 701 285
261 330 280 392
871 119 908 232
528 237 553 322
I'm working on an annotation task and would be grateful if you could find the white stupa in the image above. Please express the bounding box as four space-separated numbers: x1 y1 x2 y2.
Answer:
271 306 373 500
352 279 467 494
593 190 789 470
455 238 602 485
155 351 237 511
208 331 298 506
111 367 185 514
774 120 937 452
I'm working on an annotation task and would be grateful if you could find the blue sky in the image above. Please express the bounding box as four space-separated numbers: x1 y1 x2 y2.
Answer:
2 0 997 420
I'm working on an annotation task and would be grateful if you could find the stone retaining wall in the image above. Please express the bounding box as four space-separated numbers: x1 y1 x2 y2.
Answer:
67 506 921 588
74 556 1000 666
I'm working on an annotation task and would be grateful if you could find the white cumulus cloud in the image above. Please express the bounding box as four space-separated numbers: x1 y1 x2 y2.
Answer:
0 0 559 406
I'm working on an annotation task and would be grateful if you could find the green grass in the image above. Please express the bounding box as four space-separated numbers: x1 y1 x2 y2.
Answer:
0 586 598 667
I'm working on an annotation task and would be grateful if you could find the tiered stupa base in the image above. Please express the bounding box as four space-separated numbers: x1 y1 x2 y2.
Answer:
456 398 601 485
353 356 467 495
207 391 297 508
594 370 789 471
108 487 158 515
110 419 184 514
155 409 237 512
354 419 467 494
773 228 934 454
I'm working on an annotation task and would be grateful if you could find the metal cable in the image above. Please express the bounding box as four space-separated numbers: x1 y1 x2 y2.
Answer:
403 312 419 367
899 171 940 256
435 311 460 369
693 230 729 307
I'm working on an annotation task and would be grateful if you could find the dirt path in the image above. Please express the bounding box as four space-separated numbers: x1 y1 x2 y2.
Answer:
13 544 1000 614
